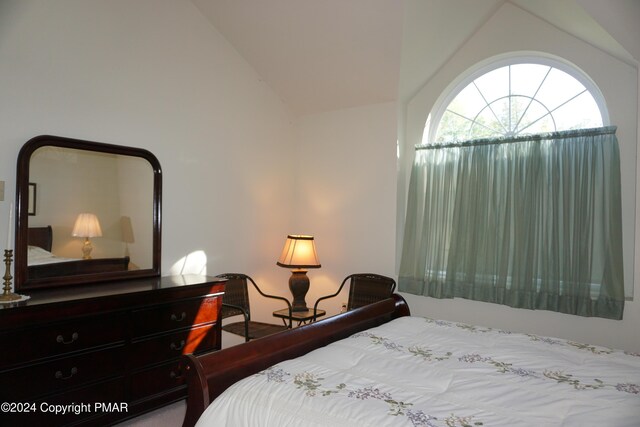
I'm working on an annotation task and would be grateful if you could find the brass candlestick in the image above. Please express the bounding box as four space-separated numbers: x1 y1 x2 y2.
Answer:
0 249 20 302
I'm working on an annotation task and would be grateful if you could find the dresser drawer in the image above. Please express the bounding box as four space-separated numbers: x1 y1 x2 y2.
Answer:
0 312 126 368
130 359 187 402
129 323 219 369
131 296 221 338
0 345 126 401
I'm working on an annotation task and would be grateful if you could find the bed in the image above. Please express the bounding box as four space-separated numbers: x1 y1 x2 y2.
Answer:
27 226 130 278
183 295 640 427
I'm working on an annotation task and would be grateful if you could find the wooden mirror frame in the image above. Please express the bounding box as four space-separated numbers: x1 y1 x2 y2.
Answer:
15 135 162 291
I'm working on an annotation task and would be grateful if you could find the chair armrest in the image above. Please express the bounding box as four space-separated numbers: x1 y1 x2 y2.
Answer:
247 277 293 328
312 276 350 321
222 303 250 341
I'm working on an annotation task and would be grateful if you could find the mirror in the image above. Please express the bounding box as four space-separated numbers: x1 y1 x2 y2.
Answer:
15 135 162 291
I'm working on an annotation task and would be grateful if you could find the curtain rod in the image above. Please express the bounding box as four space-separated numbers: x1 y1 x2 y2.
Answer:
415 126 617 151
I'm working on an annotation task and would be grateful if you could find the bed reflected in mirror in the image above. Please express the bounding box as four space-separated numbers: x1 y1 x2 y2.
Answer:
15 135 162 291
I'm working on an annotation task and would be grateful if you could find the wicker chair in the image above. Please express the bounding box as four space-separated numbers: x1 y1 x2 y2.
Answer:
217 273 292 342
312 273 396 321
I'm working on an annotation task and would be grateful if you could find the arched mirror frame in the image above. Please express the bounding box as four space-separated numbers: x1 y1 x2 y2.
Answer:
15 135 162 291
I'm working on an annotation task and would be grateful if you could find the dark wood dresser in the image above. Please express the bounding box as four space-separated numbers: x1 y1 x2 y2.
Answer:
0 274 225 426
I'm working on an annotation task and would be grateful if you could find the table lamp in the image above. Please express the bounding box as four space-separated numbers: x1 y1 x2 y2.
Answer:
277 235 321 312
72 213 102 259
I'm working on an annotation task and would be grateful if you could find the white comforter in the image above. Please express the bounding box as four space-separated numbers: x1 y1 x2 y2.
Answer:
27 245 78 266
197 316 640 426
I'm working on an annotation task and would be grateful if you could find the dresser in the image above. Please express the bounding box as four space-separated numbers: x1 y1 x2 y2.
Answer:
0 274 225 426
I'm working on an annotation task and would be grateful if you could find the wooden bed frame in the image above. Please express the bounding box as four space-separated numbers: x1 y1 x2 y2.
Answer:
181 294 410 427
27 226 130 278
27 226 54 252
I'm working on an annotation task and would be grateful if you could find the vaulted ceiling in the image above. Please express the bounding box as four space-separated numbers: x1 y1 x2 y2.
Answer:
192 0 638 116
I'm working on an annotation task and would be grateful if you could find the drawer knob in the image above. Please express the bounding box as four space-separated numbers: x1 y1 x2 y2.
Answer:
56 332 79 345
170 369 183 380
170 340 186 351
170 312 187 322
55 367 78 380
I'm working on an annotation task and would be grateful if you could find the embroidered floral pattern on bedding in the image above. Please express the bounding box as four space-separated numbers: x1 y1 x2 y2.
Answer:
353 319 639 395
258 367 483 427
432 317 640 394
352 331 453 361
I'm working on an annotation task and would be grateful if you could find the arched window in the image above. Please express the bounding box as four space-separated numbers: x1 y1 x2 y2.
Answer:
400 54 624 319
425 56 607 144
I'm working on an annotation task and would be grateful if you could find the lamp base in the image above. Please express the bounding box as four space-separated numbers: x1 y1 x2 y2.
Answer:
81 237 93 260
288 270 310 312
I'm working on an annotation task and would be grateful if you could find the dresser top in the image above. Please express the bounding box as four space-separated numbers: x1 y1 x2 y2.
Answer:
0 275 225 326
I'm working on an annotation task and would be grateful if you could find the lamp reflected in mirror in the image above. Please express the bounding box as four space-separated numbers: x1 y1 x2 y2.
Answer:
72 213 102 259
120 216 137 269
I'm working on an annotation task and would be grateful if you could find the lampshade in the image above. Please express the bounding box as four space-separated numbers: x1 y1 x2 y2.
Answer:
277 235 321 269
72 213 103 238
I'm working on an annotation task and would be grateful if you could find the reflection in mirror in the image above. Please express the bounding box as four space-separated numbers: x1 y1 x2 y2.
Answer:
16 136 162 291
30 147 153 267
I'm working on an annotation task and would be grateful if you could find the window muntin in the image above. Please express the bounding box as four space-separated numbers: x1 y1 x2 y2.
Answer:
429 62 604 144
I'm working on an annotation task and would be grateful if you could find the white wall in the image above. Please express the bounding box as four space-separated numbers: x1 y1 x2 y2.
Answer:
293 102 398 315
399 2 640 352
0 0 296 302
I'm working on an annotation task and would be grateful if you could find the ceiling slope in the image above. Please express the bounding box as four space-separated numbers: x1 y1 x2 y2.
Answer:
193 0 403 116
193 0 637 116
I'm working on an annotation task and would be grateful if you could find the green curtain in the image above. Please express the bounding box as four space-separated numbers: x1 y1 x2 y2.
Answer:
399 127 624 319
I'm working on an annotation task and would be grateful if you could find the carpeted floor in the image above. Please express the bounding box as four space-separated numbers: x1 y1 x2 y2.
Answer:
117 401 186 427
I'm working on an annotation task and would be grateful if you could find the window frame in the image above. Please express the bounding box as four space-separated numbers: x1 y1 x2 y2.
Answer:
423 52 610 145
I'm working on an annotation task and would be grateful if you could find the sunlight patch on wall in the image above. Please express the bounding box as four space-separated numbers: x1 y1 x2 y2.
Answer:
169 250 207 275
